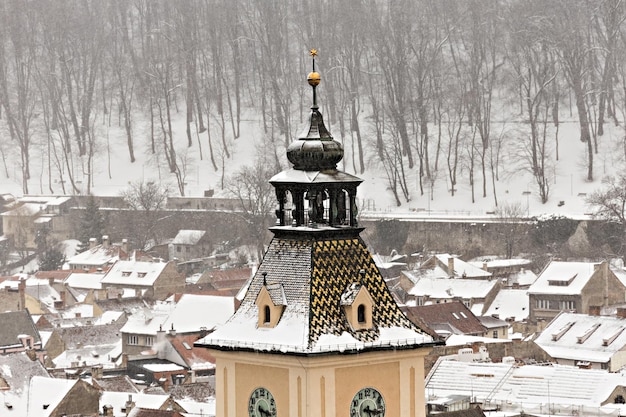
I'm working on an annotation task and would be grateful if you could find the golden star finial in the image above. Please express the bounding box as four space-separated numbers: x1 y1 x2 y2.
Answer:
309 48 318 57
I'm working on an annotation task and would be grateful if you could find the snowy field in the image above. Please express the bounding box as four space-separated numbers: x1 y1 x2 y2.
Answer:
0 103 623 221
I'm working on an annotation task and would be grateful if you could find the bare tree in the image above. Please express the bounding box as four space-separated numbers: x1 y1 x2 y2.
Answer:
120 180 171 250
226 158 275 262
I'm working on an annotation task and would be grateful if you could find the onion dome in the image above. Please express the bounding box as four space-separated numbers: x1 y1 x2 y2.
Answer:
286 49 344 171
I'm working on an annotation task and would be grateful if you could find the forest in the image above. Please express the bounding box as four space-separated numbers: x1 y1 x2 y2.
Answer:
1 0 625 211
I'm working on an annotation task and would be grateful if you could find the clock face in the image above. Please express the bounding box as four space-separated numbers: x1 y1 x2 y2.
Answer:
350 387 385 417
248 387 277 417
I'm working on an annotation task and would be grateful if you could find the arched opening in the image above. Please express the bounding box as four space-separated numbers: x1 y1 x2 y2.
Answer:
264 305 271 324
357 304 366 323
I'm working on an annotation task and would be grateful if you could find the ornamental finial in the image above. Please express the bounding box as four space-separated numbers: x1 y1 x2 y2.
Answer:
307 49 320 106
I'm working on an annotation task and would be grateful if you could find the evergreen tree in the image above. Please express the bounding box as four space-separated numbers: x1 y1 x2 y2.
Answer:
38 247 66 271
77 195 106 252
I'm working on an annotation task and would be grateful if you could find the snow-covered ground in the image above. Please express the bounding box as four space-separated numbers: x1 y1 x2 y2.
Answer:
0 102 622 221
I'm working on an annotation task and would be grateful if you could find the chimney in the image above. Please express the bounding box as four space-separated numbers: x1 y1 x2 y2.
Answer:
103 405 114 417
60 290 66 308
448 257 455 278
18 278 25 311
123 394 135 416
102 235 110 248
91 365 103 379
89 238 97 249
589 305 601 316
48 277 54 286
157 325 167 344
169 323 176 337
121 353 128 369
617 308 626 319
483 261 489 272
122 238 129 254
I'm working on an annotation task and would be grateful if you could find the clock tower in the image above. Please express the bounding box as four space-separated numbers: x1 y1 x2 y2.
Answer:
197 49 440 417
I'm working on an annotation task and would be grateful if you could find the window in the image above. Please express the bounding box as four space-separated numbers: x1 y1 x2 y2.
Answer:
492 330 498 338
122 271 131 277
416 296 424 306
145 336 154 346
137 272 147 278
264 306 271 324
127 335 138 345
559 300 575 310
177 246 181 253
357 304 366 323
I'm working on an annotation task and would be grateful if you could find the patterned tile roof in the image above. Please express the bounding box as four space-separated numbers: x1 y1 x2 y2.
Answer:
199 236 436 355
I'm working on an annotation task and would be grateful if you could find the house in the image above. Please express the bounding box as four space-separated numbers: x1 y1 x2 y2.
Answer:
66 235 129 270
425 359 626 415
126 357 189 391
43 321 125 372
120 301 172 356
404 273 500 315
0 276 29 312
477 315 509 339
483 288 530 337
402 301 487 340
415 253 493 280
194 267 253 296
168 229 211 262
0 352 50 415
0 309 45 361
163 293 235 335
127 409 186 417
528 260 626 324
100 391 185 417
100 259 185 300
467 257 533 278
27 375 100 417
1 195 74 250
534 311 626 371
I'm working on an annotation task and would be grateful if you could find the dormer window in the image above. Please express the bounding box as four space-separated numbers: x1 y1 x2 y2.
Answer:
122 271 131 277
137 272 147 278
341 280 375 331
255 273 286 328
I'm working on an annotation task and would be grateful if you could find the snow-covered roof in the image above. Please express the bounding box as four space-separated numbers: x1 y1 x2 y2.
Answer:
269 168 363 185
163 294 235 334
27 376 77 417
534 312 626 363
432 254 492 278
483 289 529 322
52 341 121 369
426 360 626 409
99 392 171 417
505 268 537 287
0 352 50 416
120 302 173 335
67 244 123 268
528 261 599 295
171 230 206 245
407 276 498 299
101 259 168 287
468 258 532 269
199 237 436 355
64 272 104 290
444 334 512 346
